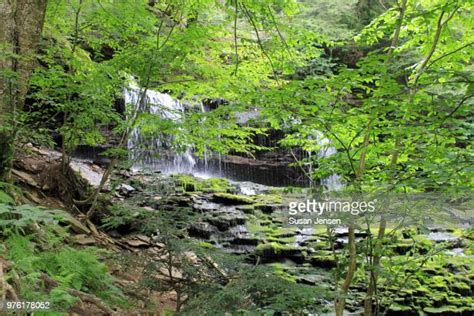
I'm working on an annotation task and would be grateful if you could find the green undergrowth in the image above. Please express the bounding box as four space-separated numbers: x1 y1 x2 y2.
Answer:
101 201 196 235
0 202 129 313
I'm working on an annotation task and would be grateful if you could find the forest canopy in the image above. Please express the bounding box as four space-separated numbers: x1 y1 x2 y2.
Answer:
0 0 473 315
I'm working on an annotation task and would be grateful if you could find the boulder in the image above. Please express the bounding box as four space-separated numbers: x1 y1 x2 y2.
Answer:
118 183 135 196
70 160 105 188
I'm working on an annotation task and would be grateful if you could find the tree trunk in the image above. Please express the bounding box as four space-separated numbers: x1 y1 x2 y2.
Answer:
364 219 386 316
0 0 48 181
335 224 357 316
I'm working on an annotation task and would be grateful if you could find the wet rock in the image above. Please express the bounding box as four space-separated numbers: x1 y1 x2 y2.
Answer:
254 203 281 213
164 195 192 207
118 183 135 196
230 237 261 246
188 222 218 239
236 181 272 195
274 232 297 238
236 204 255 214
297 274 327 286
193 201 220 212
427 232 459 243
309 254 337 268
255 243 306 264
206 214 246 231
333 227 368 238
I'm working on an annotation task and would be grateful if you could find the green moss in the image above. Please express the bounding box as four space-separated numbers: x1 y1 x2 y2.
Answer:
268 235 296 244
253 194 283 204
255 242 301 255
264 226 296 236
236 204 255 214
246 221 264 234
428 276 449 291
198 241 215 249
309 240 329 250
309 251 337 268
213 192 254 204
256 242 285 252
389 303 414 312
174 175 231 193
203 178 231 192
271 263 297 282
423 306 466 314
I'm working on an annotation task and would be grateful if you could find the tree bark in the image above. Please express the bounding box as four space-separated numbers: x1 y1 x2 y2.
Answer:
335 224 357 316
0 0 48 181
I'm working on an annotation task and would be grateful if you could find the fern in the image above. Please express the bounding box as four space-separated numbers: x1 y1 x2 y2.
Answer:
2 234 126 311
0 190 14 204
0 203 68 231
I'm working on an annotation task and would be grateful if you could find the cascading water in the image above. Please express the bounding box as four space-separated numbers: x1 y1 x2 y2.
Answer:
310 131 344 192
125 82 197 173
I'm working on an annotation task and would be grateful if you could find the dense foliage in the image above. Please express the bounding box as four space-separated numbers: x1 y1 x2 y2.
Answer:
0 0 472 315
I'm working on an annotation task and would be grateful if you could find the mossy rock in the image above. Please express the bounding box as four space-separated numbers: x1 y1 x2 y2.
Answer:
201 178 233 193
309 251 337 269
428 276 450 291
236 204 255 214
389 241 413 255
422 267 443 276
255 242 305 264
387 303 415 313
253 194 283 204
175 175 232 193
450 280 471 296
463 228 474 240
212 193 254 205
254 203 281 213
271 231 297 238
310 240 330 251
423 305 468 315
268 235 296 244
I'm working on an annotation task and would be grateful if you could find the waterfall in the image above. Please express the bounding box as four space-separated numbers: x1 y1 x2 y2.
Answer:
312 131 344 191
125 83 197 174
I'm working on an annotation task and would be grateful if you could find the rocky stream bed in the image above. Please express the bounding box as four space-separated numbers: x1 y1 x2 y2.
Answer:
101 170 474 316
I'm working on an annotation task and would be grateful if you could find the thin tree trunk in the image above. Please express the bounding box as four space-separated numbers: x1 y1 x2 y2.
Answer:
362 2 407 314
335 224 357 316
364 219 386 315
0 0 48 181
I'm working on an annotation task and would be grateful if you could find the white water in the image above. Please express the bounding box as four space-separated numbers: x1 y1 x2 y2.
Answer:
310 131 344 192
125 82 197 173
